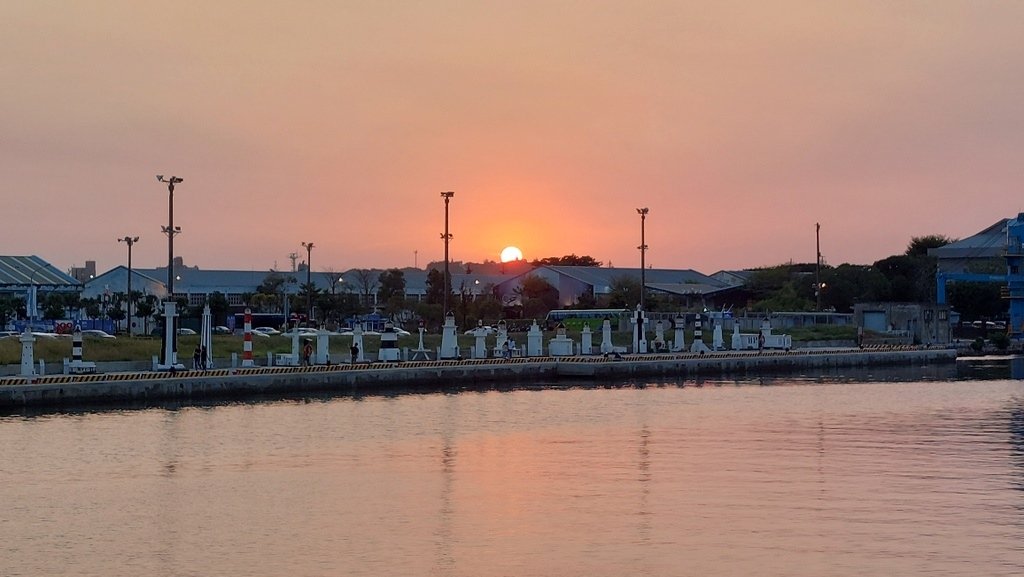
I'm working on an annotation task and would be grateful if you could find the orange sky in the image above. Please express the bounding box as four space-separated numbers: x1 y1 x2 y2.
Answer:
4 1 1023 275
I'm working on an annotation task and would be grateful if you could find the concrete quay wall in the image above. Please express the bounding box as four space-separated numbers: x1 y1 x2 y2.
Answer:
0 348 956 410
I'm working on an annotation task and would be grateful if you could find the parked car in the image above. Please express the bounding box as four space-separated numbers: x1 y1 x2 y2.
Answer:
81 329 116 339
252 326 280 336
177 328 197 335
213 326 232 334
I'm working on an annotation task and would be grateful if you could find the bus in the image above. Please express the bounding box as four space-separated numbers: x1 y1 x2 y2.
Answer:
543 308 631 330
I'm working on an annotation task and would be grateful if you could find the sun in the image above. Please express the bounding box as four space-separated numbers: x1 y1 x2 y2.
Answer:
500 246 524 263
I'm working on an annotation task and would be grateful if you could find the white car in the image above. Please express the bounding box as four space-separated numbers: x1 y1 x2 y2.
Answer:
81 329 116 339
177 328 197 335
252 327 281 336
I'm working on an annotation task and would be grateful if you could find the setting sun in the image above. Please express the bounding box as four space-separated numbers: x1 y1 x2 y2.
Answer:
500 246 524 263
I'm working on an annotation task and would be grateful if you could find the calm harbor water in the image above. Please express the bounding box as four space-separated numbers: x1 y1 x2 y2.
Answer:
2 359 1023 576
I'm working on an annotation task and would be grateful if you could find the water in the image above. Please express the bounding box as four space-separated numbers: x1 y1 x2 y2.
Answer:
2 360 1023 576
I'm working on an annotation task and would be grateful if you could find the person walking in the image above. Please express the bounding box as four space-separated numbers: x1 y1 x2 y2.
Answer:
302 339 313 366
192 345 202 370
350 342 360 364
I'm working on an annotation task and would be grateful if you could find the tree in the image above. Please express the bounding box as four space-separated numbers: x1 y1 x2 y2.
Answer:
297 282 322 319
425 269 447 305
517 274 559 318
135 296 157 334
322 268 344 294
106 294 126 327
353 269 379 309
41 293 66 321
83 298 102 319
532 254 603 267
378 269 407 302
207 291 230 325
607 275 641 309
906 235 956 257
0 295 22 326
258 272 289 296
819 264 890 312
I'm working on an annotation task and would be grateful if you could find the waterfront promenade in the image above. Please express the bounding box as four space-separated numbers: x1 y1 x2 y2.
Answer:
0 346 956 409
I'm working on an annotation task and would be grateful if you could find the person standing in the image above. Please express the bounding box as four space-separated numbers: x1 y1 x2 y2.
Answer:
350 342 360 364
192 345 202 370
302 339 313 366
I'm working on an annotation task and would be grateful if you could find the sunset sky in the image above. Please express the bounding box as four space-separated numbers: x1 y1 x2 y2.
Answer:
4 1 1022 276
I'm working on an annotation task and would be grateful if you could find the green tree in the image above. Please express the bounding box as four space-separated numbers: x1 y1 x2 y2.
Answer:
41 293 67 321
532 254 603 267
906 235 956 257
83 298 102 319
819 264 890 312
425 269 447 305
206 291 230 325
0 295 22 326
518 274 559 316
378 269 407 303
135 296 157 334
607 275 641 309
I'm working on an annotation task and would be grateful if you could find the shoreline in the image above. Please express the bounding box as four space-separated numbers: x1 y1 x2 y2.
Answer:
0 347 956 410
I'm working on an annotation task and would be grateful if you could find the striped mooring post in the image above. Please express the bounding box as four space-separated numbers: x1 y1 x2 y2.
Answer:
242 308 255 367
72 328 84 363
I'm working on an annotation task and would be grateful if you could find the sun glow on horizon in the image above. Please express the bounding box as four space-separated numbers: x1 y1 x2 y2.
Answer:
500 246 524 263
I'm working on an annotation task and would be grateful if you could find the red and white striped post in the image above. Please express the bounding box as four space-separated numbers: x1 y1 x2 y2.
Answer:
242 308 255 367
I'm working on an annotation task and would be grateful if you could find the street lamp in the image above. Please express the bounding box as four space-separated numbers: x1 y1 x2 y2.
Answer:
157 175 183 365
637 207 649 309
815 222 822 311
118 236 139 335
440 191 454 315
156 175 183 296
301 241 315 324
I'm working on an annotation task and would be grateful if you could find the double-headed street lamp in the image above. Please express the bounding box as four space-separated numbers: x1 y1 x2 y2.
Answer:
440 191 455 316
301 241 315 323
156 175 183 296
157 175 182 365
118 236 139 335
637 207 649 310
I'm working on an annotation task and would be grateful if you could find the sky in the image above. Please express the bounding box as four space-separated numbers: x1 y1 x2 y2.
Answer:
4 1 1023 276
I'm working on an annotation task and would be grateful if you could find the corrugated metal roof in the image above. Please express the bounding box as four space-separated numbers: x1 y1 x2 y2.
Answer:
0 256 81 287
544 266 727 290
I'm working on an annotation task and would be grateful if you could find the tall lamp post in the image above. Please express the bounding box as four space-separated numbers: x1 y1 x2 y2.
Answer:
157 175 183 365
301 241 315 324
637 207 649 310
440 191 455 315
118 236 139 335
815 222 822 312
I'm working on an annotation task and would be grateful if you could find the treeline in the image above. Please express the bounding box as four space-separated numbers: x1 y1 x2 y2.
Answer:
744 235 1004 320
